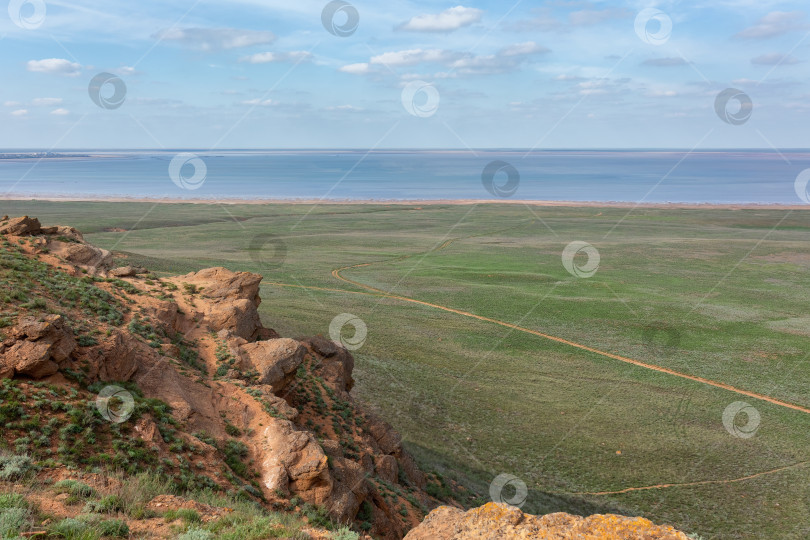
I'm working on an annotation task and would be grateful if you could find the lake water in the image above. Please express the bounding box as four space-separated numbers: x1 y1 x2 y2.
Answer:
1 150 808 204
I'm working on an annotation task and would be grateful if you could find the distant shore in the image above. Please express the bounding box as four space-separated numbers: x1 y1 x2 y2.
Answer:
1 195 808 210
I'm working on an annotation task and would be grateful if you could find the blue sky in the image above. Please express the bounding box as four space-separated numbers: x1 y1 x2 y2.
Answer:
1 0 808 149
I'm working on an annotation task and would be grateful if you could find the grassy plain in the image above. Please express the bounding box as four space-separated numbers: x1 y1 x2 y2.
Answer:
3 199 810 538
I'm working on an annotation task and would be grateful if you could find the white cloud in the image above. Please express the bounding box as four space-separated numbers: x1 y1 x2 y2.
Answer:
11 109 28 116
51 108 70 115
751 53 801 65
240 51 312 64
4 101 22 107
116 66 137 75
341 42 549 78
370 49 460 67
339 63 370 75
735 11 808 39
500 42 548 57
26 58 82 76
646 90 678 97
32 98 63 106
399 6 483 32
153 28 275 51
554 74 585 82
241 98 274 106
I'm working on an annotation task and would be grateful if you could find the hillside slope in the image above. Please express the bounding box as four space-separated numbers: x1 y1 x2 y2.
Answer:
0 215 690 539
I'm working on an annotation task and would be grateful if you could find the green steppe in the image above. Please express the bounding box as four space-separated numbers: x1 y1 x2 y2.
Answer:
4 200 810 539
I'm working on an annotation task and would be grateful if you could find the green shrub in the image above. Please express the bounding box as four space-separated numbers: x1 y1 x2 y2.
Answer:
165 508 201 524
0 506 30 538
97 518 129 537
54 479 98 499
332 527 360 540
0 454 34 481
77 335 98 347
48 517 94 539
223 440 249 478
224 422 241 437
177 528 214 540
83 494 124 514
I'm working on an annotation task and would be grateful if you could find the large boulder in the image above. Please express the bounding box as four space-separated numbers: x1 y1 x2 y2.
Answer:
178 267 264 340
239 338 306 393
59 243 113 269
404 503 691 540
1 315 76 378
83 329 142 382
261 418 333 503
0 216 41 236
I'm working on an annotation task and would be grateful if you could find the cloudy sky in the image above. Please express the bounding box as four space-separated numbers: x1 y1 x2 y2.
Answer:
1 0 808 148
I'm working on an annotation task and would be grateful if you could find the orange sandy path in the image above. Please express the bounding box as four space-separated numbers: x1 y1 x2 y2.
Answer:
571 460 810 496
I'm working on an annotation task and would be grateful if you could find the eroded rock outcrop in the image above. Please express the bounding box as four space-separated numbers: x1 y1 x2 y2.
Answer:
1 315 76 378
0 215 41 236
176 267 264 340
239 338 307 392
261 418 333 502
405 502 690 540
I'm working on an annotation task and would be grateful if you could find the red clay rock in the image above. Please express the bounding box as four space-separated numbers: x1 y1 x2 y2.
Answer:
178 267 264 340
1 315 76 378
0 216 41 235
86 329 142 382
261 418 333 503
239 338 306 393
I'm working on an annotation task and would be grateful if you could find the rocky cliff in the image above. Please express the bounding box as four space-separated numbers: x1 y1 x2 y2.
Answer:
0 215 691 539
